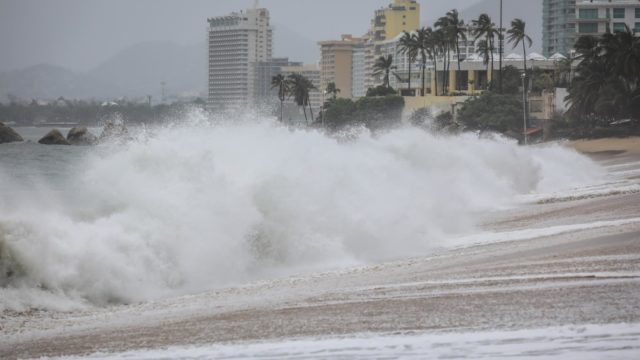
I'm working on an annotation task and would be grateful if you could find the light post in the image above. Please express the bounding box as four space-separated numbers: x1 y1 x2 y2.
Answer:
322 90 327 127
521 71 528 145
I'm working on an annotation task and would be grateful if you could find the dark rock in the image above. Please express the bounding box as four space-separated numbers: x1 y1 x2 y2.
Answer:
38 129 71 145
67 127 97 145
0 123 24 144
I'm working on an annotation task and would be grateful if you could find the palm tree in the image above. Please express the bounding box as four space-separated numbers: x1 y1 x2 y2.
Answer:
506 19 533 74
446 9 467 91
288 73 315 124
271 74 289 122
326 82 340 100
435 16 452 93
416 27 432 96
566 29 640 125
397 31 419 93
432 27 449 95
473 14 499 89
373 54 395 89
476 40 491 89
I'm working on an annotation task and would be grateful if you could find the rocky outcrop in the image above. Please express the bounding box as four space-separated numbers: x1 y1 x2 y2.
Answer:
67 127 97 145
38 129 71 145
0 123 23 144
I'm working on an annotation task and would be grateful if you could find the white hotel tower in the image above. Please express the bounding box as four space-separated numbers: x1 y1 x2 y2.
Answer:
207 6 272 109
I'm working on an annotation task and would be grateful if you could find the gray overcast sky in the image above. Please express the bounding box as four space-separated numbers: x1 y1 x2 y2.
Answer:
0 0 540 73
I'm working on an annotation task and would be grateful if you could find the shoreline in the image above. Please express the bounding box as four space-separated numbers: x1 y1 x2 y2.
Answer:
1 137 639 359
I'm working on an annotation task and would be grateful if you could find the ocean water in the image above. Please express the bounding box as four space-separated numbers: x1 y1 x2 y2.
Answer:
0 113 605 310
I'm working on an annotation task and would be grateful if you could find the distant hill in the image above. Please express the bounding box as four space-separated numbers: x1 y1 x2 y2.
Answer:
87 41 206 99
0 41 207 102
0 63 120 101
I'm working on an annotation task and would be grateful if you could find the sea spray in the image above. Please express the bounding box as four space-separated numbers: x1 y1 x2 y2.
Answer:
0 117 603 309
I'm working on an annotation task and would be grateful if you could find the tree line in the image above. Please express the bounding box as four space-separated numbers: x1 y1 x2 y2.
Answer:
565 26 640 127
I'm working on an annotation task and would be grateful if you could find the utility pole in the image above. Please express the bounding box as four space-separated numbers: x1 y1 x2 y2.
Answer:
160 81 166 104
521 72 528 145
499 0 503 94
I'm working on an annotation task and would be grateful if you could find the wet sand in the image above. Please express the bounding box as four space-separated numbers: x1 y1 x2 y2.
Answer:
1 140 640 359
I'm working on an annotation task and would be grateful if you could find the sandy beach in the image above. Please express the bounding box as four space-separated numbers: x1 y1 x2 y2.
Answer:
1 138 639 359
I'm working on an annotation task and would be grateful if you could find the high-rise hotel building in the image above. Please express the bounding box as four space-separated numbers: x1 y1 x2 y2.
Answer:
319 34 365 99
543 0 639 57
207 7 272 109
365 0 420 89
542 0 577 57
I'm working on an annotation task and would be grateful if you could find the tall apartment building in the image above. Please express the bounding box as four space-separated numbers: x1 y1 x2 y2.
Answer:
575 0 640 36
351 42 367 98
207 7 273 109
319 34 365 99
365 0 420 89
543 0 640 57
542 0 577 57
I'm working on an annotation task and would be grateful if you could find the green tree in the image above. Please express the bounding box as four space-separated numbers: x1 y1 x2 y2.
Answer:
397 31 419 93
373 55 395 89
506 19 533 74
416 27 435 96
458 92 523 132
565 28 640 126
475 40 492 89
287 73 316 124
446 9 467 91
435 16 453 94
473 14 499 90
325 82 340 100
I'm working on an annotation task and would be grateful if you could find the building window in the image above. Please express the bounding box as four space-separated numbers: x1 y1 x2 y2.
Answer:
613 22 626 32
579 9 598 19
578 22 598 33
636 8 640 18
613 8 625 19
636 23 640 32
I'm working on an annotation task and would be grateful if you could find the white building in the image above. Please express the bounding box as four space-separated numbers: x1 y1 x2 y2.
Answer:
575 0 640 36
207 7 273 109
351 43 367 98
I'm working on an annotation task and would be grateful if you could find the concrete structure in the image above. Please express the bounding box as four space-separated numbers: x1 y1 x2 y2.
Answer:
319 35 365 99
366 0 420 90
207 7 273 109
543 0 577 57
575 0 640 36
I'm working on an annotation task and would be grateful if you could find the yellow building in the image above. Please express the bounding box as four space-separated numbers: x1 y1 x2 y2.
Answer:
366 0 420 89
319 34 364 99
372 0 420 42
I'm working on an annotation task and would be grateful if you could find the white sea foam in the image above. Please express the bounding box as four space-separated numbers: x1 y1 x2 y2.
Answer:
60 323 640 360
0 113 605 309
